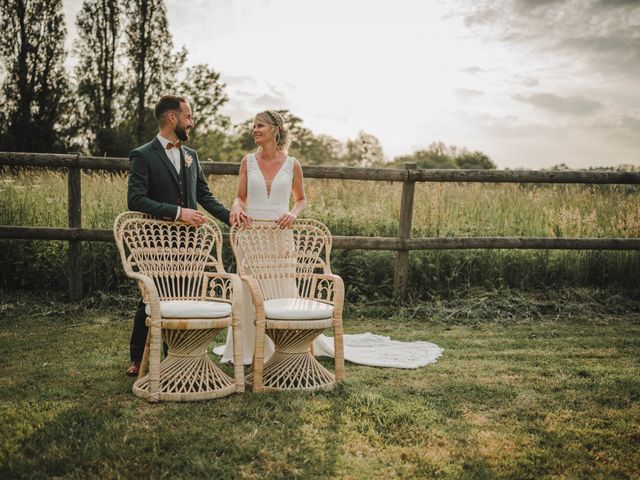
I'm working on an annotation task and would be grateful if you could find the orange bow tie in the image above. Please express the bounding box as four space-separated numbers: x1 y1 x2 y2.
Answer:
166 141 181 149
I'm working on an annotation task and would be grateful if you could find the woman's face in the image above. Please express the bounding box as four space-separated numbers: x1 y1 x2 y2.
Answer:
252 117 276 147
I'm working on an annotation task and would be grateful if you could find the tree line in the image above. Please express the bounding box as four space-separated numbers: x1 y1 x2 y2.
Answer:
0 0 496 169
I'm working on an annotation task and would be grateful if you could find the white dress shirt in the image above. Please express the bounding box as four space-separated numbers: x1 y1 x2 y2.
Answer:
156 133 181 174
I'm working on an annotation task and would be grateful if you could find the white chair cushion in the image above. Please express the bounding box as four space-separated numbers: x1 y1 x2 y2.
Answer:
264 298 334 320
145 300 232 318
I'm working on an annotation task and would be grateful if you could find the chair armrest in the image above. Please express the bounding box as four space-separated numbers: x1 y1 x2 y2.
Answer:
309 273 344 308
126 273 162 324
202 272 241 303
238 275 267 324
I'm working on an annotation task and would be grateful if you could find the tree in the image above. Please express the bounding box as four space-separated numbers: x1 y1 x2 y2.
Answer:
390 142 496 169
124 0 185 144
455 151 496 170
345 131 385 167
176 63 231 158
178 64 229 135
300 134 346 166
0 0 70 152
74 0 124 155
392 142 458 169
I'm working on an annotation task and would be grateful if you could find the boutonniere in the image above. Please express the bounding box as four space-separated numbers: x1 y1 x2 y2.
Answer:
184 152 194 168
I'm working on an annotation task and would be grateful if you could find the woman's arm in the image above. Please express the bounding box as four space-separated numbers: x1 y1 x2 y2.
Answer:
230 156 252 226
276 159 306 228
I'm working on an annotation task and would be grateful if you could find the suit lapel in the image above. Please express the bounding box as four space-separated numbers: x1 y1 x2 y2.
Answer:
182 147 195 208
152 138 179 186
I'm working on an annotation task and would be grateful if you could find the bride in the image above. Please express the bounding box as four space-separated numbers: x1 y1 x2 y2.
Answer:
213 110 443 369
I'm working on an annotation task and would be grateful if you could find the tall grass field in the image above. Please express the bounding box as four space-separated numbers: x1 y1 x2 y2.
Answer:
0 167 638 298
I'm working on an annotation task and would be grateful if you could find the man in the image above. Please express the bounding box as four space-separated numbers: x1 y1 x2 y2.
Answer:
125 95 230 376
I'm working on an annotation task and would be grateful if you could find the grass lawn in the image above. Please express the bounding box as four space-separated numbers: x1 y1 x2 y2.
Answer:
1 290 639 479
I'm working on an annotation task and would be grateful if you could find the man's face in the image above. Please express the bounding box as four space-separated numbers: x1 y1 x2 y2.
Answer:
173 102 194 142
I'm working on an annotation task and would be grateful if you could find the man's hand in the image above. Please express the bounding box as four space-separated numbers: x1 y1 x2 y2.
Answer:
180 208 206 227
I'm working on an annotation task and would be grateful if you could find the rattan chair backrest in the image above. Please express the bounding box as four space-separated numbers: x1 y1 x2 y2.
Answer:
114 212 223 301
230 219 332 300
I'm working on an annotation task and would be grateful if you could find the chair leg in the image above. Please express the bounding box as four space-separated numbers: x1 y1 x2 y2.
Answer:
333 320 346 382
232 322 245 393
147 323 162 402
138 329 151 379
252 321 266 391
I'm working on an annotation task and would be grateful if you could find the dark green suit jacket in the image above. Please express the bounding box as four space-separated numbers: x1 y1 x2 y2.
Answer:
127 137 230 225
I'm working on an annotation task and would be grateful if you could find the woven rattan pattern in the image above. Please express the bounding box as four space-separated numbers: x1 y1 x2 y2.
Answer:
114 212 244 402
230 219 345 392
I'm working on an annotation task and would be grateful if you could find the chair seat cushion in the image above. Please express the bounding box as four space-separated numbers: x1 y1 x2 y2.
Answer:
145 300 232 318
264 298 334 320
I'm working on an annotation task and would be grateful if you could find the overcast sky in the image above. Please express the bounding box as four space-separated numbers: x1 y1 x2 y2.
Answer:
63 0 640 169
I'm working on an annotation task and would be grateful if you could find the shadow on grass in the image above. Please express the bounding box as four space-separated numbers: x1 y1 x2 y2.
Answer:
1 378 347 479
0 298 346 479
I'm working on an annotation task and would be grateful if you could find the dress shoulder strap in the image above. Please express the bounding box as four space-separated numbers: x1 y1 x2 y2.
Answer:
281 155 294 174
246 153 257 172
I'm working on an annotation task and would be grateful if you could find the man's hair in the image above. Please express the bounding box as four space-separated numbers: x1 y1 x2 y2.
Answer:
154 95 187 122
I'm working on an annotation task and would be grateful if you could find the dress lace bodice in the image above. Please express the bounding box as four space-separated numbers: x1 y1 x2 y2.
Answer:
246 154 293 220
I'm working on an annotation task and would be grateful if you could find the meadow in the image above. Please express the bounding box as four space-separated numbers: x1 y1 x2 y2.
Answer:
0 167 639 298
1 290 639 479
1 169 639 478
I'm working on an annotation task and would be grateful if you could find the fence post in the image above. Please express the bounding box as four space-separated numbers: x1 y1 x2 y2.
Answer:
68 155 82 300
393 162 416 300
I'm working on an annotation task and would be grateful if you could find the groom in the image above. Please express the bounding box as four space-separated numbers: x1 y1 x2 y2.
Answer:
125 94 230 376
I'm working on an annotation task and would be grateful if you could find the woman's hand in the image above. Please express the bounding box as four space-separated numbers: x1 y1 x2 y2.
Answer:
275 211 297 229
230 205 252 227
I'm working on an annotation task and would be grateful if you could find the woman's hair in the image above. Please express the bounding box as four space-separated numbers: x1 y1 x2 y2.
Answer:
255 110 292 153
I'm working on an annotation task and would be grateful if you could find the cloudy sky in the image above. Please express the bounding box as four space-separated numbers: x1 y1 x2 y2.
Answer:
63 0 640 169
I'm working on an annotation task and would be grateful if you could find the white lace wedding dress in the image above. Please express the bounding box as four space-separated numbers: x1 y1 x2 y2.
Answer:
213 154 443 368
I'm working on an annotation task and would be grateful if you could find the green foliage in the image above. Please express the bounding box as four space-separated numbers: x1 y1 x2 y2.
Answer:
455 150 496 169
189 129 246 163
345 131 385 167
177 64 229 135
124 0 185 145
390 141 497 169
230 110 350 166
74 0 123 156
0 0 71 153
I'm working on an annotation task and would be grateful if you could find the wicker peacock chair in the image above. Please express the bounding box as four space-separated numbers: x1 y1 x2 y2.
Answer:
230 219 346 392
114 211 244 402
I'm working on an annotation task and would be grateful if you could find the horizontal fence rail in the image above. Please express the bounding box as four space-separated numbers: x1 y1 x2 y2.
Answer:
1 151 639 300
3 226 639 250
3 152 640 183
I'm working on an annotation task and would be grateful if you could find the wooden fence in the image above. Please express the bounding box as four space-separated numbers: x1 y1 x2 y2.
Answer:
1 151 639 301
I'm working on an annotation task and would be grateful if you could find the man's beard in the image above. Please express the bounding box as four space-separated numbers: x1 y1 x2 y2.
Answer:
175 124 189 142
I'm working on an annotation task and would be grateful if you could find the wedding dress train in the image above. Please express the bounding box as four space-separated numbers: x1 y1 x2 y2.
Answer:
213 153 443 368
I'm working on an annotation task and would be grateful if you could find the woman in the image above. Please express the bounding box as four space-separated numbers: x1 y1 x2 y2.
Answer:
214 110 443 368
215 110 304 364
